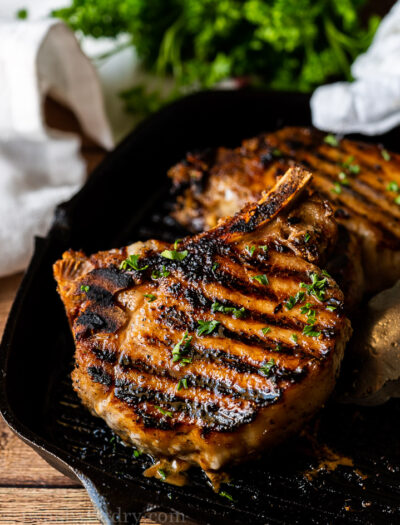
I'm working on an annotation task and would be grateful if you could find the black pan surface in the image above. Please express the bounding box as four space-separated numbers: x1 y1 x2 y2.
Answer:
1 90 400 525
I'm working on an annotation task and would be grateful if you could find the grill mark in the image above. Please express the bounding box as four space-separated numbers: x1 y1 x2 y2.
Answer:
142 333 316 381
228 252 311 284
113 377 260 431
154 283 339 340
116 354 280 404
85 285 114 306
76 310 118 335
271 137 400 247
89 266 133 289
87 365 112 387
317 189 400 247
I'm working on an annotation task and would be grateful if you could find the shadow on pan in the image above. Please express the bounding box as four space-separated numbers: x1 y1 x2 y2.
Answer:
1 90 400 525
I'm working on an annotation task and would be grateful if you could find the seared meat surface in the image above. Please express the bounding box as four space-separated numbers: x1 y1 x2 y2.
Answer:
54 167 351 476
169 127 400 295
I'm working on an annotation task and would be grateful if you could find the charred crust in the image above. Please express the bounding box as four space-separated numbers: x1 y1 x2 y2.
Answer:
87 365 113 387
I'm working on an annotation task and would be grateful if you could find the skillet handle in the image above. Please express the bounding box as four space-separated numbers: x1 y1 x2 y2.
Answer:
79 472 157 525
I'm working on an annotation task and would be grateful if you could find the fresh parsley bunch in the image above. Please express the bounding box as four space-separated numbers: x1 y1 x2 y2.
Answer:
53 0 380 115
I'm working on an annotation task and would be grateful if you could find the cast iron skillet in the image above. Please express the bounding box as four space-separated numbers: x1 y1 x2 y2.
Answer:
1 90 400 525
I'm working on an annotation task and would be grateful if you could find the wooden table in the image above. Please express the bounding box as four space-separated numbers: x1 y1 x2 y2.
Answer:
0 99 181 525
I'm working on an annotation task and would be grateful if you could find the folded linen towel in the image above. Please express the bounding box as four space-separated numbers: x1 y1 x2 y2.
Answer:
311 1 400 135
0 18 113 277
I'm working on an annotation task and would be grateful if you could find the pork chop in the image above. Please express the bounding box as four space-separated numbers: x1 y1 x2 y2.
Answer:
169 127 400 296
54 167 351 480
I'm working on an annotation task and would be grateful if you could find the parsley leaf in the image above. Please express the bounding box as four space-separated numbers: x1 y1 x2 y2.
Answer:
158 469 167 480
387 181 399 192
251 274 269 285
331 182 342 194
177 378 188 391
324 134 339 147
245 245 256 257
301 273 328 301
219 491 234 502
303 324 321 338
161 249 188 261
172 331 192 364
155 406 173 417
261 326 271 335
381 149 391 161
291 333 298 343
80 285 90 293
259 358 275 377
285 291 305 310
120 254 148 271
211 301 246 319
197 320 220 336
151 265 170 279
144 293 156 302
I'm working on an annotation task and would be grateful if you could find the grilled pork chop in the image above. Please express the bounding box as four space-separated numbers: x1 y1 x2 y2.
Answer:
169 127 400 295
54 167 351 479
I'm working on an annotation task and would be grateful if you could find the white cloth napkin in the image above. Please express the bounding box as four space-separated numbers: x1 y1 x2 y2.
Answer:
0 18 113 277
311 1 400 135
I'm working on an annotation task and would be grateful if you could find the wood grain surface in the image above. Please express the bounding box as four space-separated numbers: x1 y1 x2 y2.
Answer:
0 98 190 525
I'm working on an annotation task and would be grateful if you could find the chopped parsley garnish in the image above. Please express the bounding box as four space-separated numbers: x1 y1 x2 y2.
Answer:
173 239 183 249
386 181 400 204
301 273 328 301
177 378 188 391
303 324 321 338
326 305 336 312
262 326 271 335
133 449 142 458
338 171 350 185
151 265 170 279
274 343 282 352
197 320 220 336
300 302 312 314
341 156 360 174
251 274 269 285
120 254 149 271
212 262 219 271
161 248 188 261
321 269 331 277
144 293 156 302
324 134 339 147
304 233 311 243
158 469 167 480
347 163 360 174
387 181 399 192
331 182 342 194
245 245 256 257
219 491 234 502
285 291 305 310
211 301 246 319
381 149 391 161
291 334 298 343
272 148 282 157
301 303 321 337
172 331 193 363
259 358 275 376
260 245 269 253
80 284 90 293
155 406 173 417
